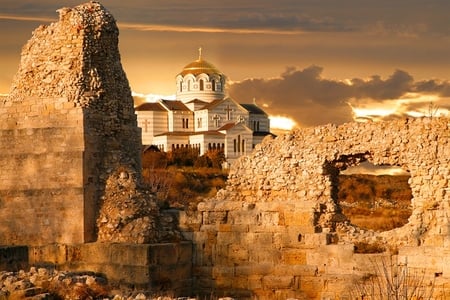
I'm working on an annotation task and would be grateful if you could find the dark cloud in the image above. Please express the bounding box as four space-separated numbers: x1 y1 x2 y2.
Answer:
229 66 450 127
228 66 353 127
414 79 450 97
350 70 414 100
4 0 448 36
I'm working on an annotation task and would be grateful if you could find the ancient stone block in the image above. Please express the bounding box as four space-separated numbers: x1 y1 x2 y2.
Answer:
284 211 315 228
262 275 293 289
281 249 307 265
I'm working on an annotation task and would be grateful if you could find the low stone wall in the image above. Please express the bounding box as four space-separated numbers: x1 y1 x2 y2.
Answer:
0 242 193 296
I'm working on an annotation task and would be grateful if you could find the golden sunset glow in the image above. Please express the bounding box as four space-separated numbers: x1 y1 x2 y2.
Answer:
349 92 450 122
269 115 297 131
351 105 398 120
1 1 450 128
341 161 409 176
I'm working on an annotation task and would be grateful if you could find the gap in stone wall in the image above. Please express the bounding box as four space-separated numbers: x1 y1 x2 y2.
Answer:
338 161 412 232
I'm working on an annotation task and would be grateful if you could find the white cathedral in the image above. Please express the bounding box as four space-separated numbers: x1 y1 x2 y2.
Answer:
135 50 273 163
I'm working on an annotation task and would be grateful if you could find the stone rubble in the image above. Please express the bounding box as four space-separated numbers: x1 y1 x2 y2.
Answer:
0 267 234 300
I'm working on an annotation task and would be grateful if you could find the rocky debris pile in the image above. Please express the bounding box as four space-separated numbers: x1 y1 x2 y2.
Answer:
0 267 109 299
97 167 183 243
97 168 160 243
0 266 234 300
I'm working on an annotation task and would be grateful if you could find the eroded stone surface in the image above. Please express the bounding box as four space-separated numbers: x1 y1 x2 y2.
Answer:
186 117 450 299
0 1 163 244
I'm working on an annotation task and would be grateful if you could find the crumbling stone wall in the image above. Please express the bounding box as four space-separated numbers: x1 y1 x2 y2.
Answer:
0 2 159 245
184 117 450 299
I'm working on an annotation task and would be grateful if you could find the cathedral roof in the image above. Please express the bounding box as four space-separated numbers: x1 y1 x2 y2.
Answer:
185 99 208 105
200 99 223 110
179 58 222 76
160 100 190 111
217 122 236 131
241 103 268 116
135 102 165 111
180 48 222 76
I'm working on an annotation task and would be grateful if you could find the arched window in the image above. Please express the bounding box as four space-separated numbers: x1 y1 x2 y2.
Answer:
188 80 191 91
211 79 216 91
199 79 204 91
179 81 183 92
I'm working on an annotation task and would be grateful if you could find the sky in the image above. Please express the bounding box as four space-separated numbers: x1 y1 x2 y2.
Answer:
1 0 450 130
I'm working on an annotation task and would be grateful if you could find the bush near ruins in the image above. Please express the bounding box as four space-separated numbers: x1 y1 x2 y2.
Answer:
351 256 436 300
142 148 228 210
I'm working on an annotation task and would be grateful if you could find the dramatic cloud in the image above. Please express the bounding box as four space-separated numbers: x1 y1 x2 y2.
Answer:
350 70 414 101
229 66 450 127
2 0 450 126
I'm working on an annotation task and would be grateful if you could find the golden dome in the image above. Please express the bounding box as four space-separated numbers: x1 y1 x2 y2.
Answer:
179 58 222 76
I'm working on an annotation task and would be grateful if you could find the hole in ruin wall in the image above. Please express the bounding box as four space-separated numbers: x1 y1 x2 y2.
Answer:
200 117 450 250
337 160 412 233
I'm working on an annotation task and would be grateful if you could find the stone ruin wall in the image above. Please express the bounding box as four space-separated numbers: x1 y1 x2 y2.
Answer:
0 2 159 245
182 117 450 299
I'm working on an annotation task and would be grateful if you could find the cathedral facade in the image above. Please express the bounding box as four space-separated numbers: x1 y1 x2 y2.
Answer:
135 52 273 163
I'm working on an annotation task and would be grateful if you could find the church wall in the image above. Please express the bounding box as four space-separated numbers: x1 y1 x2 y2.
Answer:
152 135 169 152
195 110 209 132
248 114 270 132
170 111 194 132
137 111 154 145
223 127 253 161
211 100 249 131
154 135 190 152
189 135 206 155
190 134 225 156
138 110 168 146
168 111 175 132
152 111 169 138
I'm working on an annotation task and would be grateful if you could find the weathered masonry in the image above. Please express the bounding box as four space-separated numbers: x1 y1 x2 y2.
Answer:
181 117 450 299
0 2 147 245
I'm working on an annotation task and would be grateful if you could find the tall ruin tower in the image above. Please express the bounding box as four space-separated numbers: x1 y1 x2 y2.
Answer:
0 2 143 245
